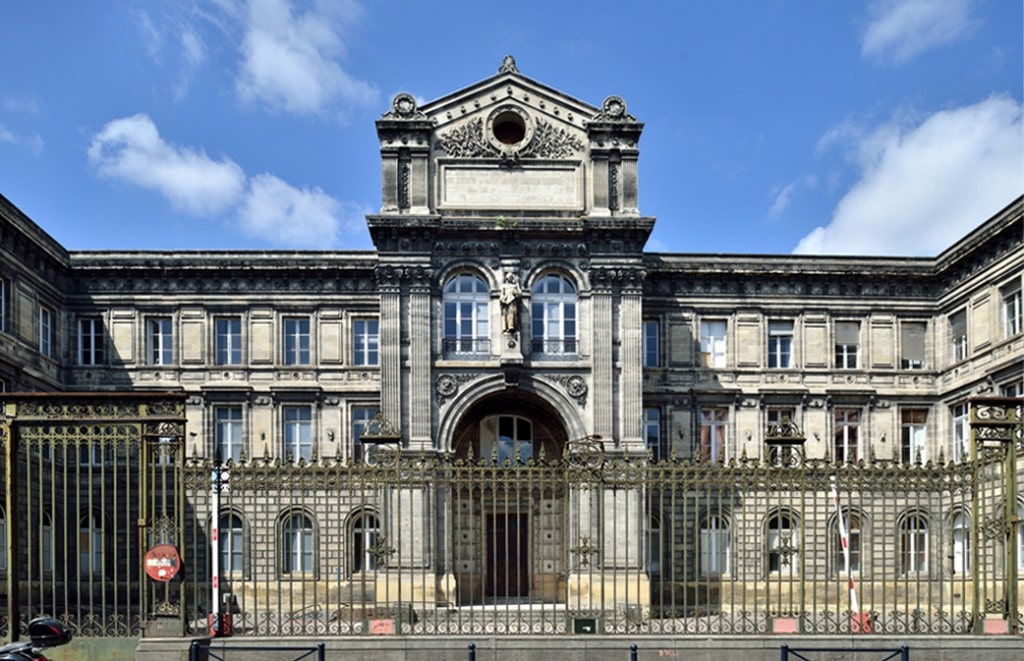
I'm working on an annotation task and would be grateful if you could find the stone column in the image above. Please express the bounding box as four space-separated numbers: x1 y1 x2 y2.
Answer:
378 281 402 432
408 276 432 450
591 279 614 440
620 273 644 451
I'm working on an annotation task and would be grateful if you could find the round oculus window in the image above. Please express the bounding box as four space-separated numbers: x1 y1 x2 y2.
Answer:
486 105 533 153
493 110 526 145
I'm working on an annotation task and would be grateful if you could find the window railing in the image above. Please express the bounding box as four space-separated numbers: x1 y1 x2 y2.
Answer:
442 337 491 356
530 338 578 356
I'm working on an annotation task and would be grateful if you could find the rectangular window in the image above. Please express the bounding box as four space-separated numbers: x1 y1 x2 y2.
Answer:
79 441 105 466
283 406 312 464
352 406 379 462
146 317 173 365
283 317 311 365
949 310 967 362
353 318 380 366
834 408 860 464
700 320 727 368
38 305 54 358
951 403 969 462
834 321 859 369
1002 381 1023 398
699 408 727 463
765 406 796 465
215 316 242 366
767 407 796 429
901 409 927 465
1002 282 1022 338
643 320 660 367
901 516 928 573
767 320 793 369
0 276 9 333
215 406 244 464
643 407 663 461
77 317 105 366
900 321 926 369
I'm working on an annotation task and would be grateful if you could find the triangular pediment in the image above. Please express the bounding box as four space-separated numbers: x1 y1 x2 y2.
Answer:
420 58 600 158
374 56 646 220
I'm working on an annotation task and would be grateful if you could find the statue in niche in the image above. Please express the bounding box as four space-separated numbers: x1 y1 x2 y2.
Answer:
500 272 522 334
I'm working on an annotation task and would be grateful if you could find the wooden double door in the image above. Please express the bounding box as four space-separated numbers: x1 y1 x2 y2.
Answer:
485 512 529 598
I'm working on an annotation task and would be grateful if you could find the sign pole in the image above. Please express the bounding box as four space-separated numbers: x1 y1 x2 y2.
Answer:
830 477 862 629
211 465 220 636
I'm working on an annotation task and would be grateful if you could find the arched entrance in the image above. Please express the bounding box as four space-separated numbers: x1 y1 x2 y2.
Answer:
449 392 569 605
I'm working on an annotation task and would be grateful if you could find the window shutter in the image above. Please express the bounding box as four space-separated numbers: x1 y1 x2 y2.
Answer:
835 321 859 344
901 322 925 363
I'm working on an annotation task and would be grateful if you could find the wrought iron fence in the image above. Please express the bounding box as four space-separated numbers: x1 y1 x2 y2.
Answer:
177 404 1022 637
1 395 1021 639
0 394 187 639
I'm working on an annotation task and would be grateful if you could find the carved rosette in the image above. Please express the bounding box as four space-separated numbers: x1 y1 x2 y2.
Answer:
434 373 478 405
540 374 588 406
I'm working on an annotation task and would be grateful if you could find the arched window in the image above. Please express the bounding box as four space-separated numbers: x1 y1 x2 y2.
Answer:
219 513 245 575
951 512 970 574
700 514 730 576
480 415 534 465
0 505 6 573
41 512 54 574
766 511 798 574
351 511 380 573
531 274 577 355
281 512 315 575
646 511 662 574
900 512 928 573
79 512 103 576
443 274 490 355
832 511 861 574
1018 503 1024 571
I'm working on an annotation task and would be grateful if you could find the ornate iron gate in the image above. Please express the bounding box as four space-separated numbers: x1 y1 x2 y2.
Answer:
1 393 187 639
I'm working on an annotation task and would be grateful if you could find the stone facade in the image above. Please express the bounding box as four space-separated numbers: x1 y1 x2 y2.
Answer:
0 58 1022 634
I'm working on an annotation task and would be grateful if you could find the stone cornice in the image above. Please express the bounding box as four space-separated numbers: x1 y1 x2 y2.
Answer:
0 193 70 290
642 197 1022 302
64 252 378 296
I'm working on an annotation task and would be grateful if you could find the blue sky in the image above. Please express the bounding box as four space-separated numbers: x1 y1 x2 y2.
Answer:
1 0 1021 256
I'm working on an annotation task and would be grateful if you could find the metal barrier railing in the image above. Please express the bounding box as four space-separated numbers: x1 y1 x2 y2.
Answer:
780 644 909 661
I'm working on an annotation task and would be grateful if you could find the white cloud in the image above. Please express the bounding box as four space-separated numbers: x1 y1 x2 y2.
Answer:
862 0 979 64
768 175 817 220
0 123 44 155
236 0 377 116
3 95 42 114
237 173 362 247
87 114 246 216
794 95 1023 256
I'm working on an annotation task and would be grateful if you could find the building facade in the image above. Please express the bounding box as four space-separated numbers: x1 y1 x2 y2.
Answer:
1 57 1022 639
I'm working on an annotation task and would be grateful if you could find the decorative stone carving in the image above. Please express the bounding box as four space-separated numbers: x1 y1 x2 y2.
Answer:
527 120 585 159
593 96 636 123
438 117 584 160
375 265 434 288
498 54 519 74
383 93 424 119
434 373 477 405
539 374 588 406
438 119 497 158
435 374 458 397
